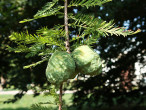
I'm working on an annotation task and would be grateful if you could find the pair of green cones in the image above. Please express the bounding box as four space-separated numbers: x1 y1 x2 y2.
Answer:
46 45 102 85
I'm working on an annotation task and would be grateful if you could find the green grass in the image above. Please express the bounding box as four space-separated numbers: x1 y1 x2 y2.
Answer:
1 94 146 110
0 94 73 110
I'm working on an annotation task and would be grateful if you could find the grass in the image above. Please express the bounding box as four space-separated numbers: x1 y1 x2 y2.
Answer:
0 94 73 110
1 93 146 110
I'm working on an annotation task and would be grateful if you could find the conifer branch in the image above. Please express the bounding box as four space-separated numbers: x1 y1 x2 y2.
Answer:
23 58 48 69
8 27 67 59
19 0 64 23
7 45 30 53
19 0 112 23
9 32 38 44
34 0 59 17
68 0 112 8
69 14 141 37
9 27 66 51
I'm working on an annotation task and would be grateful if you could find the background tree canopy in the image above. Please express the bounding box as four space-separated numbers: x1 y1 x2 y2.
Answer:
70 0 146 109
0 0 146 108
0 0 53 97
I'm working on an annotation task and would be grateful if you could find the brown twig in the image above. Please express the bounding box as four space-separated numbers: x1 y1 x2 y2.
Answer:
58 83 63 110
58 0 70 110
64 0 70 53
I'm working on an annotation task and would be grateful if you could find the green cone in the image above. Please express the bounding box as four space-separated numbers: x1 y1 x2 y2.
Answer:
72 45 102 76
46 51 76 85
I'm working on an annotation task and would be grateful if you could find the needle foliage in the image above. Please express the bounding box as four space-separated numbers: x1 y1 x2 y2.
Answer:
7 0 140 109
8 0 140 69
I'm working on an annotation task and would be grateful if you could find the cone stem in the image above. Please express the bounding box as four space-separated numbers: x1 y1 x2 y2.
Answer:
58 83 63 110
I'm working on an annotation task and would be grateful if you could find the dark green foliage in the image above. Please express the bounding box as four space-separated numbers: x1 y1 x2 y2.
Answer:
0 0 53 102
71 0 146 109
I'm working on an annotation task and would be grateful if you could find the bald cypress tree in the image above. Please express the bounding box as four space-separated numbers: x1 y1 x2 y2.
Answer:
8 0 140 109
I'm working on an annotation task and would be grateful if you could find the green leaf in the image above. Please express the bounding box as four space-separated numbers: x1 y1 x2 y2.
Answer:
9 31 38 44
19 0 64 23
7 45 30 53
9 26 66 51
23 58 48 69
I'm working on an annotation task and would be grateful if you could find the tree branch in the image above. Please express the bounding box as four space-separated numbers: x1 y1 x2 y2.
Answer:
64 0 70 53
58 0 70 110
58 83 63 110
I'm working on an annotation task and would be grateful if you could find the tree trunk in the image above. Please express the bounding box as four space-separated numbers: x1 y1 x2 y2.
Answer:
0 74 6 90
120 65 133 92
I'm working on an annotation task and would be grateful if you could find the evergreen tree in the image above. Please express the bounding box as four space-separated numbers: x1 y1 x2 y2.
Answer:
7 0 140 109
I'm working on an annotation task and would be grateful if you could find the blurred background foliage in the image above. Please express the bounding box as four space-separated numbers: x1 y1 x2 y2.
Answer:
0 0 146 109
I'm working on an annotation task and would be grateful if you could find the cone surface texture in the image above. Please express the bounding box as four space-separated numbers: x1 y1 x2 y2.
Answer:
46 51 76 85
72 45 102 76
